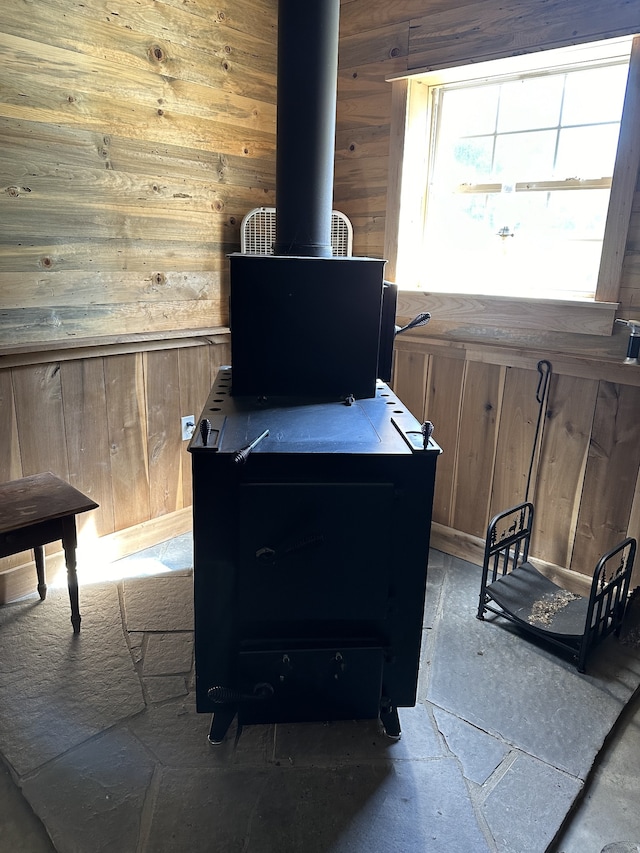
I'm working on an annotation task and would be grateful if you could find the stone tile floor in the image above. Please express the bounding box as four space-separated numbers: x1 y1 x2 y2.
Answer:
0 536 639 853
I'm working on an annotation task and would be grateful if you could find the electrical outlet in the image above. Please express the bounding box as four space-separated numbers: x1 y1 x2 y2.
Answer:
181 415 195 441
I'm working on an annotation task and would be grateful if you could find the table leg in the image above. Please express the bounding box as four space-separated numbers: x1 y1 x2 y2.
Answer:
34 545 47 600
61 515 81 634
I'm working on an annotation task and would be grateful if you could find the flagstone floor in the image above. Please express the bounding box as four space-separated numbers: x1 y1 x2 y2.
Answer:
1 537 639 853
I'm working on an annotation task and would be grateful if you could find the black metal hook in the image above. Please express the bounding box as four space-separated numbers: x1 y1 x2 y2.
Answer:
525 360 553 504
535 360 552 405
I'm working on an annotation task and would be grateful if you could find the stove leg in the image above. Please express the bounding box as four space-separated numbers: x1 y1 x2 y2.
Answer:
207 708 237 745
380 696 401 739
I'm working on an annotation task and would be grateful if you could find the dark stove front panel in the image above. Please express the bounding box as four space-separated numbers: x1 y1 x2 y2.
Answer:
237 482 393 626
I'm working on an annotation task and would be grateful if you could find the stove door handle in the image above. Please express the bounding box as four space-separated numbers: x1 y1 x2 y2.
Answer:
255 532 325 564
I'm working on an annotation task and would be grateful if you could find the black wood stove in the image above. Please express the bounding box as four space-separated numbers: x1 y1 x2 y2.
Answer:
188 0 441 744
189 372 440 742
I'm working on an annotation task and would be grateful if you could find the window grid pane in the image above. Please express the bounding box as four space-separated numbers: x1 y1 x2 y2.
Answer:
422 57 627 297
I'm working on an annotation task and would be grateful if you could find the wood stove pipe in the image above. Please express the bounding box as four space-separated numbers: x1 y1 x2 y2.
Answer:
274 0 340 258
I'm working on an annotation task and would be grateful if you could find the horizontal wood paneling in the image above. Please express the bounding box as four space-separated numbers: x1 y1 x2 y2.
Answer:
0 271 224 308
0 0 277 348
339 1 425 38
339 21 409 68
1 35 275 153
408 0 640 71
0 116 276 194
1 302 226 343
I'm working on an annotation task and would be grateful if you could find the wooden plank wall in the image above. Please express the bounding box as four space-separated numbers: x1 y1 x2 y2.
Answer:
336 0 640 583
392 343 640 584
1 0 639 594
0 0 275 593
0 0 277 345
0 338 230 594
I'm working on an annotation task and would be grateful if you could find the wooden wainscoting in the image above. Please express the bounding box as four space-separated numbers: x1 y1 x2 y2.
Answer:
392 335 640 588
0 334 230 603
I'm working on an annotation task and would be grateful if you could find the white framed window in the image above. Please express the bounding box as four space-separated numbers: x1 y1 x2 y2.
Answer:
393 36 636 305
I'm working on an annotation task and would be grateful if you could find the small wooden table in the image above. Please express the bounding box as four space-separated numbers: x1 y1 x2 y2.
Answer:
0 473 99 633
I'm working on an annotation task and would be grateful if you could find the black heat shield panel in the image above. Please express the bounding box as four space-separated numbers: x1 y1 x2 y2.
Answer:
229 253 386 399
378 281 398 383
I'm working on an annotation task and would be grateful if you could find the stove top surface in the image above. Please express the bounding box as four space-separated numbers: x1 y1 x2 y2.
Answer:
189 369 440 457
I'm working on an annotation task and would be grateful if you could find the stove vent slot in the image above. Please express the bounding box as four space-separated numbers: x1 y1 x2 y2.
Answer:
240 207 353 256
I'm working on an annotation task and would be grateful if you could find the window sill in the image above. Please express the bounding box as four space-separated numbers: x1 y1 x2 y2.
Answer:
396 290 618 337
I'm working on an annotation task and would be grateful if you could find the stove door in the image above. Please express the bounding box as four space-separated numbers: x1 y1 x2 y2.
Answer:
237 482 394 632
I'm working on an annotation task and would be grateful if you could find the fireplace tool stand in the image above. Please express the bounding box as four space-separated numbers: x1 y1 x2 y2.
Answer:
477 360 637 671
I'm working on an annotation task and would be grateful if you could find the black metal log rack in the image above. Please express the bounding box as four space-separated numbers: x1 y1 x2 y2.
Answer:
477 501 636 672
